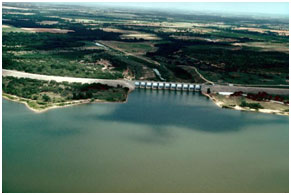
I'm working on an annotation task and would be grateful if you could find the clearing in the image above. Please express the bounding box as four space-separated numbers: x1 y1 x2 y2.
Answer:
20 28 74 33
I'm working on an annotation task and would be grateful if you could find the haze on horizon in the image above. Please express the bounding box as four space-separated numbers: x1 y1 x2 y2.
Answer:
65 2 289 18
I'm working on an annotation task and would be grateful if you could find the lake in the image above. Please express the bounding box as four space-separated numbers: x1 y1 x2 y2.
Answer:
2 89 289 192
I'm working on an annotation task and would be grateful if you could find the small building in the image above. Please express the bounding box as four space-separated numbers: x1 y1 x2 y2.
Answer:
218 92 233 96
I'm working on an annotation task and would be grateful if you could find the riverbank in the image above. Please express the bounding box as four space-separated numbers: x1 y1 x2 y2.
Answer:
4 90 288 115
3 76 131 113
202 92 289 116
3 92 129 113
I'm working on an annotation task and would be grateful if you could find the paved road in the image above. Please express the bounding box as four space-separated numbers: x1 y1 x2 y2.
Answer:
3 69 289 95
2 69 135 90
202 84 289 96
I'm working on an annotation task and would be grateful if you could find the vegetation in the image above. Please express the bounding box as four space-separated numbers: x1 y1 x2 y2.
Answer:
147 40 288 84
212 93 288 115
2 2 289 85
240 100 264 110
3 76 129 110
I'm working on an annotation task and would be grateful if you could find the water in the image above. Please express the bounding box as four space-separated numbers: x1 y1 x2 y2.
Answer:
95 42 107 48
2 90 289 193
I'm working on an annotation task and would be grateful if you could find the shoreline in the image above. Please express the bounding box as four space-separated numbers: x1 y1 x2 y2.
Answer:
202 92 289 116
2 92 130 113
3 91 288 116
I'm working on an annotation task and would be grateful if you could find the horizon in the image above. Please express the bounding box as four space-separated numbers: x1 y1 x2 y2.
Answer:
62 2 289 18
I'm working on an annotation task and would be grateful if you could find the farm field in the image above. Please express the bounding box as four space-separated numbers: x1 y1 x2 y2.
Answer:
2 2 288 85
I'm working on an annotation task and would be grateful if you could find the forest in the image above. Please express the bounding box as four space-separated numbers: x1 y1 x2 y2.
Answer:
2 2 289 85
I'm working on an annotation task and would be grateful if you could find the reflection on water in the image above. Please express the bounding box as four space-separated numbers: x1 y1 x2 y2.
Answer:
97 89 286 132
2 90 289 193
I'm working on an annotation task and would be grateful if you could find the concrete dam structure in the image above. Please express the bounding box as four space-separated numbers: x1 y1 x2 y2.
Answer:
134 81 202 91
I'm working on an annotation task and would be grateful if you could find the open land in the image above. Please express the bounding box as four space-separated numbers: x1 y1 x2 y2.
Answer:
2 2 289 114
204 93 288 116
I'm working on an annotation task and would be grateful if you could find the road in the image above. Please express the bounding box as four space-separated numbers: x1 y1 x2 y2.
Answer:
202 84 289 96
3 69 289 95
99 40 160 66
189 66 214 85
2 69 135 90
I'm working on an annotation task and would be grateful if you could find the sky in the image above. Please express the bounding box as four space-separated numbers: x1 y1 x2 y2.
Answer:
81 2 289 18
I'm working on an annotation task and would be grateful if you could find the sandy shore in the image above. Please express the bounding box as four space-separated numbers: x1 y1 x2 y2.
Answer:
202 92 289 116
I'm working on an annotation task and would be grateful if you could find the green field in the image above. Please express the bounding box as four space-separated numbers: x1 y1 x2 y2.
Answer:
2 2 289 85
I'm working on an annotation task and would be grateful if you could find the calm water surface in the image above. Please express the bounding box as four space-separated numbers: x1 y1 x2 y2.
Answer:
2 90 289 192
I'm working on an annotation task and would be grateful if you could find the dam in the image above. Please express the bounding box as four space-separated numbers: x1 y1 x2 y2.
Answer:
134 81 202 91
133 81 289 96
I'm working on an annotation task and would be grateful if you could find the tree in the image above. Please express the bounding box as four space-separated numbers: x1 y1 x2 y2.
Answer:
240 100 247 107
42 94 51 102
86 91 93 98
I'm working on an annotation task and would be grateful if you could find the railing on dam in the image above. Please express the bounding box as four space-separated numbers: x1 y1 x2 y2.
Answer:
134 81 202 91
